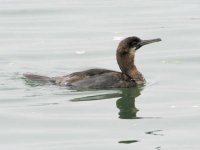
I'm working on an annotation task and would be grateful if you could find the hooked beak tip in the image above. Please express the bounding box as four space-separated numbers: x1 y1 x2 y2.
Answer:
139 38 162 47
157 38 162 42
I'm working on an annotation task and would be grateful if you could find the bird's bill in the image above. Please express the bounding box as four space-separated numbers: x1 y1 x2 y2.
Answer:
136 38 161 50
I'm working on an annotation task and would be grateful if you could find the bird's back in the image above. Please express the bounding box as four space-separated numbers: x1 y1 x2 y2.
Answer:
52 69 136 89
24 69 136 89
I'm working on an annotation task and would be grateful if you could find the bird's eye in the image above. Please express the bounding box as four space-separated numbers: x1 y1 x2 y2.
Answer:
131 42 137 46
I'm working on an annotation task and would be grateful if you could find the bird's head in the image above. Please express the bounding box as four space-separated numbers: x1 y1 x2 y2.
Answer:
116 36 161 83
117 36 161 55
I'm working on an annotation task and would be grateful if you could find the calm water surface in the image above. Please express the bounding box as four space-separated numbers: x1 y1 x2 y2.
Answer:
0 0 200 150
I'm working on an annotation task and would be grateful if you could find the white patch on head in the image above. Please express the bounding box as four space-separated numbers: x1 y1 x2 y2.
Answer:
129 47 136 55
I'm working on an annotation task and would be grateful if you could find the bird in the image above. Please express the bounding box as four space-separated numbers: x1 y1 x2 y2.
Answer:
24 36 161 89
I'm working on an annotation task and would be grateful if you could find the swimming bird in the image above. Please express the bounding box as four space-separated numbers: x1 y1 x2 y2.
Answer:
24 36 161 89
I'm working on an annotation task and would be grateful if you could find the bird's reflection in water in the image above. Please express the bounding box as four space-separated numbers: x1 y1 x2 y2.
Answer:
117 87 141 119
70 87 142 119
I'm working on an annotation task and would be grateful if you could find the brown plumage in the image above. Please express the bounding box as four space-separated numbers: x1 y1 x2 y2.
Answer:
24 36 161 89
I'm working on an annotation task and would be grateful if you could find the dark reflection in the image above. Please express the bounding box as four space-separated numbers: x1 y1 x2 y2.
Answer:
116 88 140 119
146 130 163 136
70 87 142 119
118 140 139 144
30 102 59 107
70 92 122 102
155 146 162 150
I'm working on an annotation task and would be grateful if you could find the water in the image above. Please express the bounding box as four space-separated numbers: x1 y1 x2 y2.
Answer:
0 0 200 149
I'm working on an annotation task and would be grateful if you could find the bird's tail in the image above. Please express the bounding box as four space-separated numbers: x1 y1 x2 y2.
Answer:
23 73 52 83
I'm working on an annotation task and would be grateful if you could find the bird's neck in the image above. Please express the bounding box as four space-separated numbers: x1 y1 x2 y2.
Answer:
117 52 145 85
128 65 145 85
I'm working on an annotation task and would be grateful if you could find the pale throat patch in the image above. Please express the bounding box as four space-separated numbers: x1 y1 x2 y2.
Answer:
129 47 136 55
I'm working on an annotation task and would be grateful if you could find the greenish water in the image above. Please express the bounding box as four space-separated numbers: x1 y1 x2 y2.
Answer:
0 0 200 149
